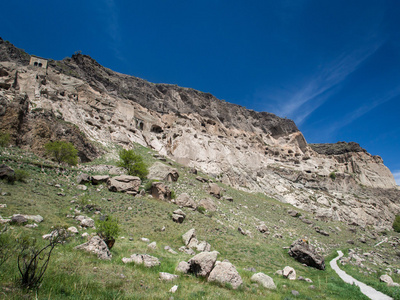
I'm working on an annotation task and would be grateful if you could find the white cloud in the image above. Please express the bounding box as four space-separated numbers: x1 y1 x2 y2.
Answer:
393 170 400 186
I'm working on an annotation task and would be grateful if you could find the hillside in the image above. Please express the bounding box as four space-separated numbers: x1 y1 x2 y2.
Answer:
0 38 400 299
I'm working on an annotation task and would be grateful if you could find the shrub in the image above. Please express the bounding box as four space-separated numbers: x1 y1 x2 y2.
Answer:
17 228 67 290
393 215 400 233
117 149 148 179
197 206 206 214
329 172 336 180
0 132 10 148
170 190 176 199
96 215 120 249
44 141 78 166
14 169 29 183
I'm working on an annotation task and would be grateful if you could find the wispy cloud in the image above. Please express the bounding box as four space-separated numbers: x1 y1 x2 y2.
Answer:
393 170 400 186
269 42 384 125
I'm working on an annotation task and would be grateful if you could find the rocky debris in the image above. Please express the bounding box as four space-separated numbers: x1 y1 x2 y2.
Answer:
121 254 160 267
159 272 179 281
315 227 330 236
77 173 91 184
196 241 211 252
379 274 399 287
0 204 6 208
196 176 208 183
208 260 243 289
164 246 178 254
107 175 141 194
169 285 178 293
182 228 196 246
0 164 14 181
187 251 219 277
0 216 11 224
199 198 217 212
75 215 95 228
141 237 150 243
25 223 38 228
175 193 196 209
75 236 112 260
282 266 296 280
77 185 87 191
292 290 300 296
256 223 269 233
288 239 325 270
179 246 196 255
299 216 313 225
11 214 27 224
172 209 186 223
13 214 43 223
310 141 366 155
176 261 190 273
208 183 222 198
298 276 313 283
288 210 300 217
238 227 252 237
150 182 171 200
251 273 277 289
42 230 59 240
148 242 157 249
67 226 79 234
91 175 110 185
148 162 179 182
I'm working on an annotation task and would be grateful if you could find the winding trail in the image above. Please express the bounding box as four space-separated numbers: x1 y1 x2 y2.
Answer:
330 250 393 300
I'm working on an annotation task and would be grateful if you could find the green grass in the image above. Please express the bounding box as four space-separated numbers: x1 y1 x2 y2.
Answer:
0 145 399 299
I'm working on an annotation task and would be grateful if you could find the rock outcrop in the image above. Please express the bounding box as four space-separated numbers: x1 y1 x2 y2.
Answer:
288 239 325 270
75 236 112 260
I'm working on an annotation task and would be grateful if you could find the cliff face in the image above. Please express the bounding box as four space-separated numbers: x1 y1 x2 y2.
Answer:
0 39 399 229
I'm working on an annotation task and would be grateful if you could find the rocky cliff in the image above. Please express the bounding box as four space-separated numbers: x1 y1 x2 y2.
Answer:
0 38 399 229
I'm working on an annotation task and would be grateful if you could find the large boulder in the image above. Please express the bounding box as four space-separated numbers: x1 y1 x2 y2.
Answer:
251 272 277 289
208 183 222 198
208 260 243 289
122 254 160 267
182 228 196 246
176 261 190 273
288 239 325 270
11 214 28 224
150 182 171 200
92 175 110 185
77 173 91 184
0 164 14 181
107 175 141 194
187 251 219 277
199 198 217 212
175 193 196 209
13 214 43 223
172 209 186 223
282 266 296 280
148 162 179 182
75 236 112 260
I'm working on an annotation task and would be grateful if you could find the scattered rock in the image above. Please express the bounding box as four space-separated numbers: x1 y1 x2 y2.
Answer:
288 239 325 270
13 214 43 223
199 198 217 211
208 260 243 289
164 246 178 254
315 227 330 236
292 290 300 296
282 266 296 280
251 273 276 289
196 176 208 183
196 241 211 252
11 214 27 224
222 196 233 202
208 183 222 198
159 272 179 281
287 210 300 217
176 261 190 273
148 242 157 249
179 246 196 255
141 237 150 243
169 285 178 293
0 204 7 208
299 216 313 225
0 164 15 180
77 173 91 184
80 217 95 228
75 236 112 260
188 251 219 277
77 185 88 191
92 175 110 185
123 254 160 267
182 228 196 246
380 274 394 286
107 175 141 194
256 223 269 233
175 193 196 209
150 182 171 200
68 226 79 234
148 162 179 182
172 209 186 223
25 223 38 228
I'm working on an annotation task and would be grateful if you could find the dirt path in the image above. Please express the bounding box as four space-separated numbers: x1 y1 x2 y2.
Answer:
330 250 393 300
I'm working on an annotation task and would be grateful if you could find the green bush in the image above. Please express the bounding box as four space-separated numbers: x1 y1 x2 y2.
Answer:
197 206 206 214
14 169 29 183
96 215 120 246
393 215 400 233
117 149 148 179
329 172 336 180
0 132 10 148
44 141 78 166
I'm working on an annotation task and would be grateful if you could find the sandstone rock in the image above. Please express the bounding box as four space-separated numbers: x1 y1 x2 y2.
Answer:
91 175 110 185
208 261 243 289
251 273 277 289
0 164 14 181
107 175 141 193
25 223 38 228
199 198 217 212
77 173 91 184
0 204 6 208
172 209 186 223
283 266 296 280
256 223 269 233
11 214 27 224
288 239 325 270
187 238 199 249
148 162 179 182
196 176 208 183
68 226 79 234
179 246 196 255
188 251 219 277
77 184 88 191
176 261 190 273
80 217 95 228
222 196 233 202
141 237 150 243
122 254 160 267
148 242 157 249
315 227 330 236
159 272 179 281
169 285 178 293
196 241 211 252
13 214 43 223
380 274 393 286
208 183 222 198
288 210 300 217
182 228 196 246
150 182 171 200
164 246 178 254
75 236 112 260
175 193 196 208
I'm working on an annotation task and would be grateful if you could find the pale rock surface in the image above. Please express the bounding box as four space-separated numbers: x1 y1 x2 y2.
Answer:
251 272 277 289
75 236 112 260
208 260 243 289
107 175 141 193
159 272 179 281
182 228 196 246
148 162 179 182
176 261 190 273
187 251 219 277
175 193 196 208
199 198 217 212
283 266 296 280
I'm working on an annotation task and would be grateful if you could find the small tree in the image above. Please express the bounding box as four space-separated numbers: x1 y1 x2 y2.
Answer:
96 215 120 249
44 141 78 166
393 215 400 233
117 149 148 179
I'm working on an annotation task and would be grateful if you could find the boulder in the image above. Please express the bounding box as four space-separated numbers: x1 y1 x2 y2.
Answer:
256 223 269 233
208 260 243 289
77 173 91 184
175 193 196 209
75 236 112 260
172 209 186 223
122 254 160 267
199 198 217 212
150 182 171 200
11 214 27 224
196 241 211 252
283 266 296 280
288 239 325 270
107 175 141 193
251 272 277 289
68 226 79 234
80 217 95 228
91 175 110 185
164 246 178 254
148 242 157 249
0 164 14 181
159 272 179 281
176 261 190 273
179 246 196 255
19 215 44 223
196 176 208 183
77 185 88 191
182 228 196 246
380 274 394 286
187 238 199 249
169 285 178 293
222 196 233 202
187 251 219 277
148 162 179 182
208 183 222 198
287 210 300 217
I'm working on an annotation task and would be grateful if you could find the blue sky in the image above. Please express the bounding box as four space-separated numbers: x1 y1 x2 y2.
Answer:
1 0 399 184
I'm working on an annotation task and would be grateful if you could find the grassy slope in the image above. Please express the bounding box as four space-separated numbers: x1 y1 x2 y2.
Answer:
0 145 398 299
